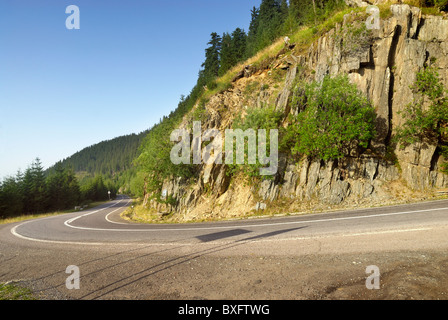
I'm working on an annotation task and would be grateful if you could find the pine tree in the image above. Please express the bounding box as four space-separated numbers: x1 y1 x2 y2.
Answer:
46 162 80 211
312 0 317 25
245 6 260 58
231 28 247 64
218 28 247 77
22 158 47 214
0 175 23 218
245 0 285 57
283 0 302 34
201 32 222 86
257 0 283 51
280 0 289 22
219 32 233 77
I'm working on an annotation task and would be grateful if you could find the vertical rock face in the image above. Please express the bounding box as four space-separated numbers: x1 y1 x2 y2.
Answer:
146 4 448 220
309 4 448 191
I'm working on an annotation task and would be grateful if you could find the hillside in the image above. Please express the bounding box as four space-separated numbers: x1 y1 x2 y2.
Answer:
52 131 148 179
125 0 448 223
0 130 149 217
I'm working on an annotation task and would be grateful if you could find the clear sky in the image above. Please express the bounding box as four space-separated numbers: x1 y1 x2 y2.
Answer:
0 0 260 179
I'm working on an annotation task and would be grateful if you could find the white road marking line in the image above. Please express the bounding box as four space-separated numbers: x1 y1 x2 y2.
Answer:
63 205 448 232
10 224 436 247
10 195 448 246
63 199 124 227
10 198 126 244
105 199 133 225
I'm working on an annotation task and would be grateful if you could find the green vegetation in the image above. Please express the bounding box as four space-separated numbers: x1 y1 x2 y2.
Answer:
0 283 35 300
395 64 448 172
423 0 448 10
135 115 196 198
54 132 147 176
198 0 348 93
285 75 376 161
0 158 116 219
335 20 372 56
134 1 354 195
50 131 148 194
229 106 284 179
133 90 206 200
219 28 247 77
403 0 448 13
100 0 448 220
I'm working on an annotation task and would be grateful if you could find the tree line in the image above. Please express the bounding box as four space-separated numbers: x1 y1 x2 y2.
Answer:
54 131 148 177
0 158 117 219
197 0 448 90
197 0 346 89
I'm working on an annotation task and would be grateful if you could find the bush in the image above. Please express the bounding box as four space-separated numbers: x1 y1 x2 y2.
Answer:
136 119 196 194
229 106 284 179
395 65 448 171
287 74 376 161
427 0 448 10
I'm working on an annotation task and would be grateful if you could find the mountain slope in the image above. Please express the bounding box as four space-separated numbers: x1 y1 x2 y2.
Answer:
128 2 448 223
50 130 149 180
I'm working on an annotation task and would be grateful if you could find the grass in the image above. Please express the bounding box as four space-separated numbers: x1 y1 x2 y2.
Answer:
193 5 368 109
0 200 111 225
188 0 446 116
0 282 36 300
121 200 160 223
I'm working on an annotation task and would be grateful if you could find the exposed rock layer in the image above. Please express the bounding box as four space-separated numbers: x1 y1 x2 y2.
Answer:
146 5 448 221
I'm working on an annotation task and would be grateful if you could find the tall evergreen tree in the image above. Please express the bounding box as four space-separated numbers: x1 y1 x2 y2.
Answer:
231 28 247 64
245 6 260 58
201 32 222 85
219 32 233 77
0 175 23 218
46 162 80 211
257 0 283 51
245 0 286 57
218 29 247 77
280 0 289 22
283 0 302 34
22 158 47 214
80 175 111 202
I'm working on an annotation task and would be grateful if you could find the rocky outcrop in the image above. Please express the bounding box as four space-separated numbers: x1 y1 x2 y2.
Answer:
308 4 448 190
145 4 448 221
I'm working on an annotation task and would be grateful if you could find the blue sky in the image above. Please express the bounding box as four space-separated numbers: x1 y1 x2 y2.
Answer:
0 0 259 178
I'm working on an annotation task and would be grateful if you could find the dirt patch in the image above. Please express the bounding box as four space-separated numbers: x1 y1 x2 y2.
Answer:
75 249 448 300
321 251 448 300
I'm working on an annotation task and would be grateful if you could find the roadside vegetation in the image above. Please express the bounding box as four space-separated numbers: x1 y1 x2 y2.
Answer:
0 282 36 300
0 158 117 220
228 106 284 181
286 74 376 161
395 64 448 172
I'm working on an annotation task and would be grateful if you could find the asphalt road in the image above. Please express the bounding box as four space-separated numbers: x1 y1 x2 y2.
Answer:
1 195 448 300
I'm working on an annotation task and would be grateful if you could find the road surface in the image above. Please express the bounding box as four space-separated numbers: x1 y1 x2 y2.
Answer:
1 195 448 300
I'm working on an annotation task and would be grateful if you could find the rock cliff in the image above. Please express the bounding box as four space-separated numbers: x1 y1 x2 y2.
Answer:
145 4 448 222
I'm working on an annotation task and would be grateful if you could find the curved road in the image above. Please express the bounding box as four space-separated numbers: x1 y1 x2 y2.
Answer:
1 195 448 300
9 195 448 245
